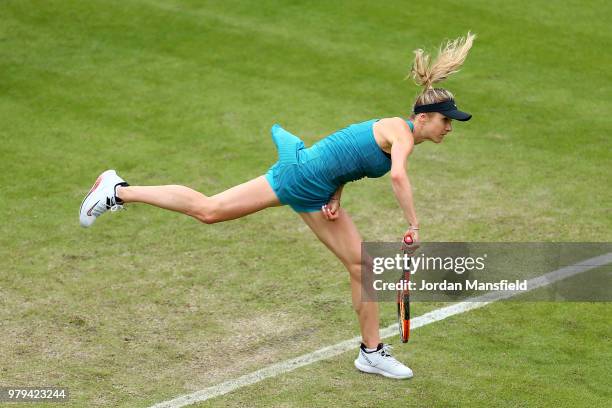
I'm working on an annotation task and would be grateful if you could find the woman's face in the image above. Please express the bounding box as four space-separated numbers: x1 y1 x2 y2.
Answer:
419 112 453 143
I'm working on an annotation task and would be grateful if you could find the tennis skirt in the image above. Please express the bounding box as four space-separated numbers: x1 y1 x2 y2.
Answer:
264 124 337 212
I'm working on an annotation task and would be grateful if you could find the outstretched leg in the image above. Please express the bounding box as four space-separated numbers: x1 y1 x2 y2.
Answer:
298 208 380 347
117 175 281 224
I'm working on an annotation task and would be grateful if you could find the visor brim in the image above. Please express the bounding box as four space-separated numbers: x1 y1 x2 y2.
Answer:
442 109 472 121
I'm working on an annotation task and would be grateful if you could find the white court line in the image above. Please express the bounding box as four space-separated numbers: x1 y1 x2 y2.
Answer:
150 252 612 408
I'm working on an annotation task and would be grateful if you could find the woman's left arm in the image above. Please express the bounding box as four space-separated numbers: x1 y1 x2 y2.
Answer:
331 184 344 201
322 184 344 221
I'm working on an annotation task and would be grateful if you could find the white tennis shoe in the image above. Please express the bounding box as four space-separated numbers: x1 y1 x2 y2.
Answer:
79 170 129 228
354 343 413 379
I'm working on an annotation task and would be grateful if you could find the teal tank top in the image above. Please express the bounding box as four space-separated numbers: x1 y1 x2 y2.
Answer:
298 119 414 189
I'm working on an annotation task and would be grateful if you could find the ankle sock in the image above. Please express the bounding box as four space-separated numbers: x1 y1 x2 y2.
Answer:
361 343 383 353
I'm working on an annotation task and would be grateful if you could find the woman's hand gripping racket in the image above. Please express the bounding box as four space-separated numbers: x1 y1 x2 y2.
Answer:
398 232 417 343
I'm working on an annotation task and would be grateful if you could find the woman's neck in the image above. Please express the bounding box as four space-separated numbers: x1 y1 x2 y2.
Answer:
410 121 426 144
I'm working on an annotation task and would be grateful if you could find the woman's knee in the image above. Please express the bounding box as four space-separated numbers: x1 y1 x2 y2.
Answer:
345 252 374 277
346 261 364 281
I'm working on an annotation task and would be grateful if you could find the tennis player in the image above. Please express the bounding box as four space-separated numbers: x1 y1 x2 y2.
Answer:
80 33 475 379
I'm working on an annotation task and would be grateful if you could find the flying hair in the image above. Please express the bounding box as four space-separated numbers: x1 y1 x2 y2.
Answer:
408 32 476 106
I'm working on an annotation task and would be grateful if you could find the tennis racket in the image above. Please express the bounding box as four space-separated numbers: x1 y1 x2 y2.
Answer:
398 233 413 343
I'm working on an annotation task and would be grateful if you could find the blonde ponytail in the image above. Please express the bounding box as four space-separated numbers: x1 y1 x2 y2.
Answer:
410 32 476 91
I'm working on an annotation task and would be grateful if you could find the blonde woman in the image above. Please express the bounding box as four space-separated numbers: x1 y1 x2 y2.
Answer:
80 32 476 379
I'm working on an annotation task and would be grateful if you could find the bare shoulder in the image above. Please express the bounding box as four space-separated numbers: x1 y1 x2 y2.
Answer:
373 117 412 153
376 117 412 134
384 116 410 126
374 117 412 142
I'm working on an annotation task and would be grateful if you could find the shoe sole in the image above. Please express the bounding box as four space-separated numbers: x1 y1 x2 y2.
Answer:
354 360 413 380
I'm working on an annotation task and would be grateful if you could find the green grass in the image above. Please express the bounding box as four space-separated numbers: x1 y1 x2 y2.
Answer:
200 301 612 408
0 0 610 407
